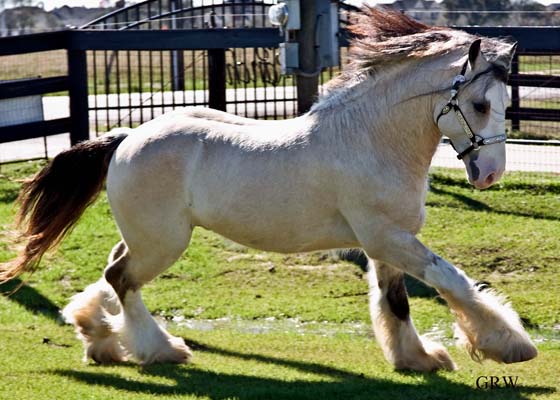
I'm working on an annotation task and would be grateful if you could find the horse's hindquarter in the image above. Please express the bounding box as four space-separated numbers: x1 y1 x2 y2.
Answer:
108 114 359 253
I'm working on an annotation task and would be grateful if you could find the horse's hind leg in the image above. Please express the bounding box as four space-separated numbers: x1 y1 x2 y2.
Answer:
62 241 127 363
102 210 193 365
369 260 456 371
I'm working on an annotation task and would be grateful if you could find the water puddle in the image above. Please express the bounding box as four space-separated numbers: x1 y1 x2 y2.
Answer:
168 316 373 338
164 315 560 344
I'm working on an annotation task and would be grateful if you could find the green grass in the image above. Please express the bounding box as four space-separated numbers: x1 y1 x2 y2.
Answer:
0 327 558 400
518 56 560 74
0 162 559 399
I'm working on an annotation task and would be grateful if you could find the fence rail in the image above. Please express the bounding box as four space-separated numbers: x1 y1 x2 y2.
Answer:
0 40 76 145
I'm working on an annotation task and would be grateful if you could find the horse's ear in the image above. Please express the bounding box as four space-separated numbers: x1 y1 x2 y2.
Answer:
505 42 518 70
509 42 518 56
468 39 482 69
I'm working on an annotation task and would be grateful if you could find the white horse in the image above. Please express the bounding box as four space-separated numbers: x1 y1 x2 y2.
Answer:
1 9 537 371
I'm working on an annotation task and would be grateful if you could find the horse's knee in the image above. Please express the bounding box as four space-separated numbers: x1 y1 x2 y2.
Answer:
104 253 138 303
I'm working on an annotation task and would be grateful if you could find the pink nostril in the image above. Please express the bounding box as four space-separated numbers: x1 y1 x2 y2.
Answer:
484 172 496 186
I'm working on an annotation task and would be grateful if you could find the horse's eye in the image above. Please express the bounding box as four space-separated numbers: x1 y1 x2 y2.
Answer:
473 102 489 114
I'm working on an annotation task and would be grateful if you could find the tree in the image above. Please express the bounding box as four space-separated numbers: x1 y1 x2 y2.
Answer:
442 0 512 25
510 0 552 25
0 0 36 7
0 1 40 34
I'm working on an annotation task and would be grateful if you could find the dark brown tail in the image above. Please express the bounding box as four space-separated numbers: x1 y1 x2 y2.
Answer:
0 133 128 283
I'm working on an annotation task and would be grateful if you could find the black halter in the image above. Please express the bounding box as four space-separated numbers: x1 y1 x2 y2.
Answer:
436 60 507 160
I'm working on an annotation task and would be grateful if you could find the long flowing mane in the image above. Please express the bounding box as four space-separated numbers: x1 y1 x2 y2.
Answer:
348 7 512 74
313 7 514 111
347 7 456 73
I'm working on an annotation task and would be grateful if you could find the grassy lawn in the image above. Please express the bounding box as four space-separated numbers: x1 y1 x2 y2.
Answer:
518 55 560 74
0 162 559 399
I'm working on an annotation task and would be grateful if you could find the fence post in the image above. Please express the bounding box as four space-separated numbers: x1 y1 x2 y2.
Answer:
170 0 185 91
296 0 320 114
510 53 520 133
68 49 90 145
208 49 226 111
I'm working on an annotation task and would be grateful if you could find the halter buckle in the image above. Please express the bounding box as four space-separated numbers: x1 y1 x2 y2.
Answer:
452 75 466 87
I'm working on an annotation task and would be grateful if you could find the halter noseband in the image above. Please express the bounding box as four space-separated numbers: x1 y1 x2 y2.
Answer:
436 60 507 160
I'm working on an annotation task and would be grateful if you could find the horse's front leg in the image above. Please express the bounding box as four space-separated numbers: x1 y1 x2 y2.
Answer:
360 229 537 364
368 259 456 371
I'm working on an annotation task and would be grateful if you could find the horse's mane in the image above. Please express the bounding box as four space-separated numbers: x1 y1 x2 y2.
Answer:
345 7 512 74
311 7 513 112
346 7 453 72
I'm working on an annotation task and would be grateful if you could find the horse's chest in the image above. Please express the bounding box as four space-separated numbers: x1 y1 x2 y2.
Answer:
356 179 428 234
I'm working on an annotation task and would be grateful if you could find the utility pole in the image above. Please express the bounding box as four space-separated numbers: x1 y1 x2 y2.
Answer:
269 0 337 114
296 0 319 114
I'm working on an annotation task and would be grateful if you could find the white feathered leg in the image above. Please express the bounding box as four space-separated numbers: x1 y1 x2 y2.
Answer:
101 202 193 365
369 260 455 371
359 230 537 365
110 290 192 365
62 277 126 363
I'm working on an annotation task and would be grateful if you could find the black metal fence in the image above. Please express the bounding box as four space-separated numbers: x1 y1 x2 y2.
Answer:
461 26 560 142
82 0 297 132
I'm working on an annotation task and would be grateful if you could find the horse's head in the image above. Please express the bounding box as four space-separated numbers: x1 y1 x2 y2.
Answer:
435 39 517 189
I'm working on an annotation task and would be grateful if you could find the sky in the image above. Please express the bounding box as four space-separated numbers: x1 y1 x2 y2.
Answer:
41 0 110 10
33 0 560 12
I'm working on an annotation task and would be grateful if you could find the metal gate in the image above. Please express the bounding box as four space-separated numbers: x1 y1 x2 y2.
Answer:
81 0 298 135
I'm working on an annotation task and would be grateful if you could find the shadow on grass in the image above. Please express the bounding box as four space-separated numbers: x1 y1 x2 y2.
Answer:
429 173 560 195
428 185 560 221
53 339 554 400
0 278 60 322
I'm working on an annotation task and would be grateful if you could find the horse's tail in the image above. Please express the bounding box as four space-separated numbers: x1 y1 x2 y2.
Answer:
0 131 130 283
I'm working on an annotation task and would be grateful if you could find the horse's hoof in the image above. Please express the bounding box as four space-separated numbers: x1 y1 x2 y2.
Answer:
421 338 457 371
454 322 538 364
85 336 128 364
139 336 192 365
164 336 193 364
394 337 456 372
501 341 538 364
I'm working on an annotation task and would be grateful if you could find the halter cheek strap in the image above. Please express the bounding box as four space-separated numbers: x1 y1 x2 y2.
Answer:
436 60 507 160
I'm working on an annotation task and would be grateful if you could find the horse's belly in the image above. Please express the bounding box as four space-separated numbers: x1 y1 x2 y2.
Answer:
196 210 359 253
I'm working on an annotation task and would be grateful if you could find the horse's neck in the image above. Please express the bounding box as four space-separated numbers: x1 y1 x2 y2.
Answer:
312 64 443 181
375 75 442 172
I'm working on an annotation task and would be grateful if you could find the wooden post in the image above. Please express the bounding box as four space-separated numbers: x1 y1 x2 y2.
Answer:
296 0 319 115
208 48 226 111
510 53 520 133
67 49 90 145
